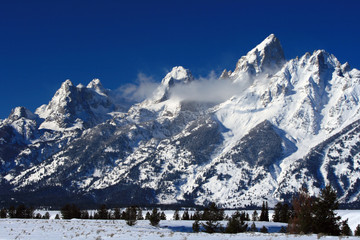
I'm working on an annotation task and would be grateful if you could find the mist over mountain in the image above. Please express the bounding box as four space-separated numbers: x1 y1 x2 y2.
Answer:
1 34 360 208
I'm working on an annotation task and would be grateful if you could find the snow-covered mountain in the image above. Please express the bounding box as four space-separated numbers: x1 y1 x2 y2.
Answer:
1 34 360 208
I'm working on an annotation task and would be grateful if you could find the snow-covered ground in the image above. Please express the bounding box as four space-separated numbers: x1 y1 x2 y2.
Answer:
0 210 359 240
0 218 350 240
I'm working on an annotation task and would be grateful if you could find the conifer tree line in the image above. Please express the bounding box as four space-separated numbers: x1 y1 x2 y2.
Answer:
0 204 51 219
2 185 360 236
59 204 164 224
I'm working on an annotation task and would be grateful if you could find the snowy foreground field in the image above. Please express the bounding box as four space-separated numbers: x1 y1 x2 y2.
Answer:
0 210 360 240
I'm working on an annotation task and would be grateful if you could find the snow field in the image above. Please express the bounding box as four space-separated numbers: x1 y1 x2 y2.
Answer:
0 218 354 240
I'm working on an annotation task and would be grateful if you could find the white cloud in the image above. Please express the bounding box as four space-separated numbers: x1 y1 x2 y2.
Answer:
116 73 159 102
169 71 251 103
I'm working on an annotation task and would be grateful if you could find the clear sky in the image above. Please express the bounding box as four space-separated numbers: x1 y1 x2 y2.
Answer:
1 0 359 119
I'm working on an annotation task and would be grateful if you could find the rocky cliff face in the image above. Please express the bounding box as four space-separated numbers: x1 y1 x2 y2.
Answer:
1 34 360 208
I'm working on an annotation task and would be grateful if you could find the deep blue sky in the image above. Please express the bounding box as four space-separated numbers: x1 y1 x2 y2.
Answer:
1 0 359 118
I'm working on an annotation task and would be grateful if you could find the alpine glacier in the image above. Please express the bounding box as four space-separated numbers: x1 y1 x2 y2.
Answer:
1 34 360 208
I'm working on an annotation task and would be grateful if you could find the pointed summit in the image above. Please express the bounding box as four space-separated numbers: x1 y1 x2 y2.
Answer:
161 66 194 87
87 78 107 96
232 34 285 78
61 79 74 89
152 66 194 102
36 79 115 131
8 106 36 121
220 69 230 80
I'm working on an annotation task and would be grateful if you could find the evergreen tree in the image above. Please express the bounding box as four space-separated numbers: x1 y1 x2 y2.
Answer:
61 204 81 219
145 211 151 220
192 219 200 232
149 208 161 226
201 202 223 233
354 224 360 236
15 204 26 218
25 206 34 219
182 209 190 220
160 211 166 220
225 211 248 233
173 209 180 220
120 210 127 219
137 209 144 220
204 202 224 220
288 188 314 234
97 204 109 219
113 208 121 219
249 222 257 232
192 209 201 220
260 225 268 233
273 202 291 223
340 219 352 236
72 204 81 219
273 202 282 222
8 206 15 218
259 201 269 221
312 185 341 235
203 218 220 233
35 213 42 219
238 211 249 221
259 202 265 221
0 208 7 218
80 210 89 219
265 201 270 222
43 212 50 219
125 206 138 226
60 204 71 219
55 214 60 219
252 210 258 221
202 208 210 220
280 203 290 223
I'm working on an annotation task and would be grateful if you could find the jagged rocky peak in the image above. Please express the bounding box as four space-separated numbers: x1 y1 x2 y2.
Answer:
153 66 194 102
47 80 75 110
232 34 285 77
60 79 74 91
86 78 107 96
34 78 115 131
309 50 341 71
219 69 231 79
341 62 351 72
7 106 36 121
161 66 194 87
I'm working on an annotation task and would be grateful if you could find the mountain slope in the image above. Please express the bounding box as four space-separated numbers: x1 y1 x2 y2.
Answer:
1 34 360 208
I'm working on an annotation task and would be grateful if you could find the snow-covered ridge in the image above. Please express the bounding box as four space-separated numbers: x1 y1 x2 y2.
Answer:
1 34 360 208
231 34 285 81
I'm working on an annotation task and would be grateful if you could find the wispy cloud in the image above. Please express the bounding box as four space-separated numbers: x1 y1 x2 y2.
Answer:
116 73 159 102
115 70 256 105
168 71 251 103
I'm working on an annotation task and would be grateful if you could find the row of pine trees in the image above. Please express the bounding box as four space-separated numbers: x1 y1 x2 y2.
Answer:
1 185 359 236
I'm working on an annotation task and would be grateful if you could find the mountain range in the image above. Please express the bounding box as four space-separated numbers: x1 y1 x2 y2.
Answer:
1 34 360 208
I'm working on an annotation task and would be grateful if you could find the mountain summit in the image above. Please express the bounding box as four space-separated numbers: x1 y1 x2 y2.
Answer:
1 35 360 208
153 66 194 102
232 34 285 80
